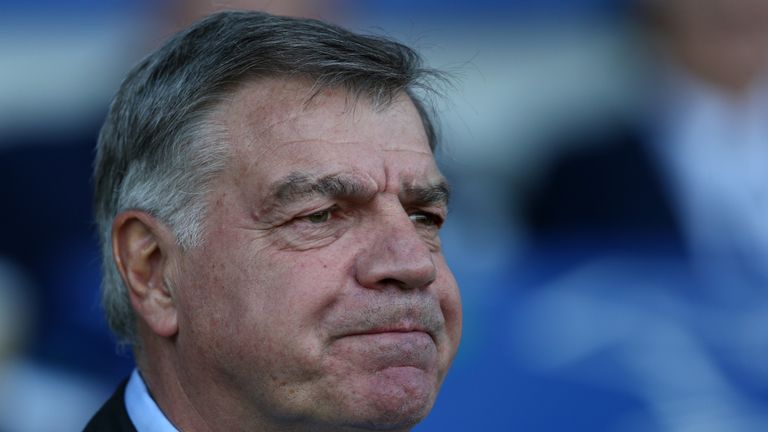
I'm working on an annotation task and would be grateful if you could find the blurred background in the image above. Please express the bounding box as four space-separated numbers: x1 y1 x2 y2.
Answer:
2 0 768 430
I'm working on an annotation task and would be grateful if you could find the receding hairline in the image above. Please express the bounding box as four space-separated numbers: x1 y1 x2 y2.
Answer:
202 75 435 169
211 74 433 135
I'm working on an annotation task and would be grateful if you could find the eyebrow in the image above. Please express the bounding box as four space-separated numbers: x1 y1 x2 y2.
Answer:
401 181 451 208
264 172 375 211
261 172 451 215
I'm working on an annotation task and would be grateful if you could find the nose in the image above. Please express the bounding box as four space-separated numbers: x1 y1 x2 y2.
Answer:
355 207 437 291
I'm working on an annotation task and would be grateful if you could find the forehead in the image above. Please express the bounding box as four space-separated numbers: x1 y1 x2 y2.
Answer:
216 78 440 190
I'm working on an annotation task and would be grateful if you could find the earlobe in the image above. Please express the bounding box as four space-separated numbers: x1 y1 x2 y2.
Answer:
112 211 179 338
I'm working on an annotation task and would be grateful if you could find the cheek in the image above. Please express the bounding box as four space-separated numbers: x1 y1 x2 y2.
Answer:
174 246 334 388
227 251 355 386
435 261 462 361
444 288 462 350
175 259 259 353
232 246 348 341
174 231 271 348
440 269 462 326
258 252 347 330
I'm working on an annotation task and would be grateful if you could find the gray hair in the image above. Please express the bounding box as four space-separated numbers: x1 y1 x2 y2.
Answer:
93 10 444 345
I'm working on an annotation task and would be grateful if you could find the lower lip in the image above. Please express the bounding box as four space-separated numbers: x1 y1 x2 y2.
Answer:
347 330 434 346
338 331 437 369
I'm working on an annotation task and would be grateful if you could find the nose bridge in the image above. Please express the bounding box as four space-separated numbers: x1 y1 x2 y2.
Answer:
355 200 436 290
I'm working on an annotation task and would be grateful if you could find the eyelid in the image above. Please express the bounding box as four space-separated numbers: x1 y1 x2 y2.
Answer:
409 203 447 218
295 204 341 222
408 209 445 227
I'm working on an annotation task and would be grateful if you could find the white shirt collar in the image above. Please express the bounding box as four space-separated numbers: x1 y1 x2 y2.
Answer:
124 369 179 432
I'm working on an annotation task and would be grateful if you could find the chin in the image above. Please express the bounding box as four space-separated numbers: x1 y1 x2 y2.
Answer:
350 366 438 430
348 406 430 432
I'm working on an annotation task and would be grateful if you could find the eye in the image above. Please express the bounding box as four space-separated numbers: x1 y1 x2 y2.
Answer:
409 211 443 228
302 207 336 224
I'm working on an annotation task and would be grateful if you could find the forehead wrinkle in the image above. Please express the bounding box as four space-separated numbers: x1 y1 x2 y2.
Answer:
238 116 305 172
228 89 428 175
230 95 319 173
237 88 376 154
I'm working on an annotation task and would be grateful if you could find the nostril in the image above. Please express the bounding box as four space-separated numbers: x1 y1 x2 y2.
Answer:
379 278 400 286
377 267 435 290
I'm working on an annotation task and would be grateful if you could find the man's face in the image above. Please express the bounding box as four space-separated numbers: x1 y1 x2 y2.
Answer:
172 79 462 431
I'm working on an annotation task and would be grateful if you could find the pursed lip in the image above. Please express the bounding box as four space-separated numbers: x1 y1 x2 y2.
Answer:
328 301 445 346
342 324 435 344
335 325 439 371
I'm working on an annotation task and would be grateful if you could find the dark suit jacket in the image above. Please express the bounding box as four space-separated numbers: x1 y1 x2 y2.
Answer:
517 124 697 283
524 125 687 255
83 380 137 432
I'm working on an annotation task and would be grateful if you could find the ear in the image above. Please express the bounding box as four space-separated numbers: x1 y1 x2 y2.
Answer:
112 211 179 338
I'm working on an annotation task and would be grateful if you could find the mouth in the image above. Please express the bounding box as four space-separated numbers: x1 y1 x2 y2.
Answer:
335 328 438 371
344 324 435 344
328 301 445 347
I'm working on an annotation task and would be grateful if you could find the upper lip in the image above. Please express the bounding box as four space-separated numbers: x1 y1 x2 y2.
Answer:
351 325 428 336
342 322 435 344
330 301 443 344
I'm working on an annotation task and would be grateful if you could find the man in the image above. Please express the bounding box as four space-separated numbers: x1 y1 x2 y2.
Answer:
85 10 462 432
